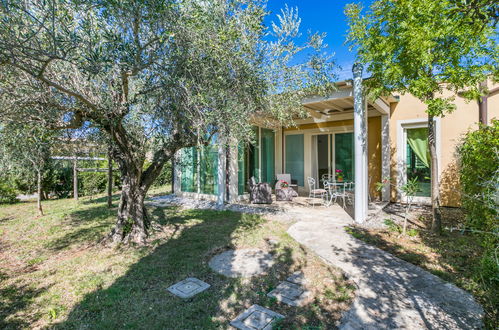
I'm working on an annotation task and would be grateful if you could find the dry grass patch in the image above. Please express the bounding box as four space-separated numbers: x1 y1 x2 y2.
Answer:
1 189 353 329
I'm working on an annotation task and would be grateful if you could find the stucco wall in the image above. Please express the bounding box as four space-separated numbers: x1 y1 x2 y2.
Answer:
390 83 499 207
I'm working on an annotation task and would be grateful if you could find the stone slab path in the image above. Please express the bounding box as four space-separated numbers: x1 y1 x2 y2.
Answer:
286 207 484 329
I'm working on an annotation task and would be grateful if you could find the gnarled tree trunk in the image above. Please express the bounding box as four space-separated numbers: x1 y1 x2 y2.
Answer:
103 134 174 245
107 178 149 244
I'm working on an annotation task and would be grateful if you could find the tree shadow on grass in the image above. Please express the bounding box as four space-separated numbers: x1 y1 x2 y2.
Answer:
344 226 487 329
54 207 345 329
43 203 116 251
0 271 53 329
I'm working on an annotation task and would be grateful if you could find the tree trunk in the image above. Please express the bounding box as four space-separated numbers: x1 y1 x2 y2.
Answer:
106 174 149 245
73 158 78 201
36 169 44 216
478 80 488 125
428 115 442 234
107 148 113 208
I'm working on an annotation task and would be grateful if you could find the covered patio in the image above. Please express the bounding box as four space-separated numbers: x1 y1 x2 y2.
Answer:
174 64 396 224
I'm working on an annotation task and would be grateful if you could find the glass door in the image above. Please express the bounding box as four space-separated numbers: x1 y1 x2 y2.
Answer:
334 132 354 182
405 127 431 197
312 132 354 185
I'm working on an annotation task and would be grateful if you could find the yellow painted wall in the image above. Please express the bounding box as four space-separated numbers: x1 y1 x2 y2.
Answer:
390 82 499 207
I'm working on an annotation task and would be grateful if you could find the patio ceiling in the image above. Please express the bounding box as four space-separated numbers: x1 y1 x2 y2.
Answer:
301 82 394 119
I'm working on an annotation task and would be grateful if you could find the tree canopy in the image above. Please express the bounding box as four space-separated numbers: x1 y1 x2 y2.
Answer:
346 0 498 233
0 0 338 243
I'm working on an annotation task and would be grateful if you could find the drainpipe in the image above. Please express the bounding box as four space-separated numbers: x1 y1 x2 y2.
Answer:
353 63 368 223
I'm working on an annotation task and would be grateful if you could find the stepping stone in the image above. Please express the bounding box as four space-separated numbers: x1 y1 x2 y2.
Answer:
267 281 311 307
286 271 307 285
209 249 274 278
230 304 284 330
167 277 210 298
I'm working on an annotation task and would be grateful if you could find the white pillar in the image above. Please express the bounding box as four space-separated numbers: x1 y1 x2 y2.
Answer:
217 144 226 206
227 145 238 202
353 63 368 223
173 150 182 195
381 114 391 202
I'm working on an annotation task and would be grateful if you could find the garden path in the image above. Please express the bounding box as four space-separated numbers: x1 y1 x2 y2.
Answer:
285 206 484 329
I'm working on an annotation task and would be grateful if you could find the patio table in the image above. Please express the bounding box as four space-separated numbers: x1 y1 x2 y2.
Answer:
324 181 354 207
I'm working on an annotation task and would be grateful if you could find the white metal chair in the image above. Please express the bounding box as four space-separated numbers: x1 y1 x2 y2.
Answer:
307 177 327 207
325 181 354 208
321 173 334 189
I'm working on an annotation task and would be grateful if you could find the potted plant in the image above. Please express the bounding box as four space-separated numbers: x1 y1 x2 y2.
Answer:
280 180 289 188
335 169 344 182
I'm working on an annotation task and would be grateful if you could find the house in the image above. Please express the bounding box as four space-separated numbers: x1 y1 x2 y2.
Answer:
173 65 499 223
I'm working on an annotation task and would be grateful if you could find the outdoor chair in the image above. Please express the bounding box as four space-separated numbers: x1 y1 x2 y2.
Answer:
321 173 334 189
275 180 298 201
275 174 298 193
325 181 354 208
248 177 272 204
307 177 327 207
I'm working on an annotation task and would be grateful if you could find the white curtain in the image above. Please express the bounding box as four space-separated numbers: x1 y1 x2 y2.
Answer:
311 135 319 184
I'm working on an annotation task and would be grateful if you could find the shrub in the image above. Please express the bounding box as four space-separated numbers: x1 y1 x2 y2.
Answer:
0 180 18 204
458 120 498 322
458 120 498 237
152 161 172 187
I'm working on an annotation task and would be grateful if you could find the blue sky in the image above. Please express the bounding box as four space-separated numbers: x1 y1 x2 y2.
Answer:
265 0 373 80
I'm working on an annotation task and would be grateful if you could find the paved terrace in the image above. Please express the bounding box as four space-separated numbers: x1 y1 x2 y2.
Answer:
148 195 484 329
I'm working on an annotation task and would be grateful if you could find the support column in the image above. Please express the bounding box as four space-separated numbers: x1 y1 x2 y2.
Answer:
353 63 368 223
381 114 391 202
173 150 182 195
227 145 238 202
217 144 226 206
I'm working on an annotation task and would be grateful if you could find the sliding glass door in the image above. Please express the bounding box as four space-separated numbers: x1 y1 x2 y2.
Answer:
311 132 354 183
334 132 354 182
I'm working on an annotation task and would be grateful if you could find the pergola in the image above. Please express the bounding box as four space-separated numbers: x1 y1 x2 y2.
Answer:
300 64 394 223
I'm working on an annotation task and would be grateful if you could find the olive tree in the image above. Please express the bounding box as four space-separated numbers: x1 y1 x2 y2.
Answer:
0 0 337 244
0 124 56 215
346 0 497 233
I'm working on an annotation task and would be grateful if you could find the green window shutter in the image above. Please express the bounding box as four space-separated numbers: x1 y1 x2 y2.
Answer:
180 147 197 192
285 134 304 186
200 145 219 195
261 128 275 185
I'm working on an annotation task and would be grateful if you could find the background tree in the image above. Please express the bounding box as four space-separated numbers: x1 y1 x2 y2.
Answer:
0 0 337 244
346 0 498 233
0 124 55 215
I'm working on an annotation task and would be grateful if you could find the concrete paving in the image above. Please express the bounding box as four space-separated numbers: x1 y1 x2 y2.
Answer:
230 304 284 330
167 277 210 298
208 249 275 278
267 280 311 307
285 206 484 329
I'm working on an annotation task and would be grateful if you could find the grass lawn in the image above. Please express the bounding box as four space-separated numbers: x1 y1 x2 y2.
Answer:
0 186 353 329
346 215 498 329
